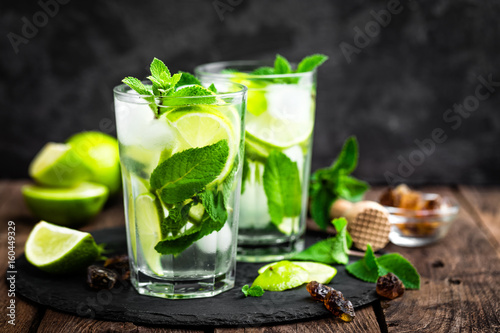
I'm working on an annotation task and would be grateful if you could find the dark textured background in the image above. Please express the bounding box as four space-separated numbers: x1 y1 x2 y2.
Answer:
1 0 499 184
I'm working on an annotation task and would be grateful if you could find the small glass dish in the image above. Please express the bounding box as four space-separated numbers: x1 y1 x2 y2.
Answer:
384 194 459 247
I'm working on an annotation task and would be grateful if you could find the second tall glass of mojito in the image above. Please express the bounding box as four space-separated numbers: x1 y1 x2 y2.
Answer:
196 60 319 262
114 70 246 298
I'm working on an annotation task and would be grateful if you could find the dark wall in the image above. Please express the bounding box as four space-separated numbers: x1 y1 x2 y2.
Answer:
1 0 499 185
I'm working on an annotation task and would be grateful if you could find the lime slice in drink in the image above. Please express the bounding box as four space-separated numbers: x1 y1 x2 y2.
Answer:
258 261 337 284
252 261 309 291
25 221 101 274
275 217 300 236
22 182 109 227
135 193 163 275
230 74 268 116
165 105 239 183
67 131 121 195
29 142 91 187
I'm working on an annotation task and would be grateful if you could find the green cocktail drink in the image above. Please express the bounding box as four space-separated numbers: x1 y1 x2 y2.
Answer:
114 59 246 298
196 55 327 262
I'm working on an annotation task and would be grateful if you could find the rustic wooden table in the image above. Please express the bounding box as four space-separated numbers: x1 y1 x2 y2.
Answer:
1 180 499 332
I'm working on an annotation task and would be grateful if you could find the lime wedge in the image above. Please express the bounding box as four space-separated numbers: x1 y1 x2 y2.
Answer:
22 182 109 227
251 261 309 291
164 105 239 183
67 131 121 195
258 261 337 284
25 221 100 274
29 142 91 187
135 193 163 275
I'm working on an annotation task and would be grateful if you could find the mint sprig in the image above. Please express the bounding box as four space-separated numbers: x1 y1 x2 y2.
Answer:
346 244 421 289
291 218 351 264
309 136 369 229
242 285 265 297
247 53 329 79
122 58 216 117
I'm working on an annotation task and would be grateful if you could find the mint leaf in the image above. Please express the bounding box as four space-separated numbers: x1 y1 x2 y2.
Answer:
336 175 369 202
310 186 336 230
291 238 335 264
330 136 358 176
346 244 379 283
122 77 152 95
332 217 352 249
242 285 265 297
150 140 229 204
241 154 250 194
296 54 329 73
208 83 217 93
377 254 420 289
200 190 227 224
175 71 201 87
346 246 421 289
150 58 170 80
251 67 275 75
274 55 292 74
155 226 202 255
292 218 349 264
263 151 301 228
160 201 193 237
170 85 218 105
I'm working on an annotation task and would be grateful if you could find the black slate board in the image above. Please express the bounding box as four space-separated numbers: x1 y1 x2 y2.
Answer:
16 227 377 327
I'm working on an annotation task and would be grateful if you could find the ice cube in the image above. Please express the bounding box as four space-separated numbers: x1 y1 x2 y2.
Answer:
266 84 312 123
196 232 217 254
115 100 155 146
217 223 232 252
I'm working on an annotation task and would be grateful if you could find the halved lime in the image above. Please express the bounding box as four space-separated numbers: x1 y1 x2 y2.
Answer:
164 105 239 184
22 182 109 227
25 221 100 274
29 142 91 187
252 261 309 291
258 261 337 284
67 131 121 195
135 193 163 275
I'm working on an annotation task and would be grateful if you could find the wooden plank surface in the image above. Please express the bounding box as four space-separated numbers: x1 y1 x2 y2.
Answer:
1 181 499 332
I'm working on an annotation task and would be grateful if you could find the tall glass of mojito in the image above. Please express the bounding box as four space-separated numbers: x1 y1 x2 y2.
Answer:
196 55 327 262
114 59 246 298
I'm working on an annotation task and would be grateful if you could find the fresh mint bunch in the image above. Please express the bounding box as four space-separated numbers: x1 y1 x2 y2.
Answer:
346 244 421 289
309 136 369 230
292 218 352 265
122 58 217 117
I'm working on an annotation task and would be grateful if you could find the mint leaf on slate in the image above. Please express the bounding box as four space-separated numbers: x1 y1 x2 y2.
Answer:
292 218 350 264
345 244 379 283
377 254 420 289
175 71 201 87
346 245 420 289
242 284 265 297
150 140 229 204
263 151 302 228
274 54 292 74
296 54 329 73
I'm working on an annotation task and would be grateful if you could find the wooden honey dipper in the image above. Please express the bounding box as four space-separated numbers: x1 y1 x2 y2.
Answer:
330 199 390 251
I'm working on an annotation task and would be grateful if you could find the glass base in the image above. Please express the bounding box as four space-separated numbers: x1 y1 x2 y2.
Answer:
237 236 305 263
130 269 235 299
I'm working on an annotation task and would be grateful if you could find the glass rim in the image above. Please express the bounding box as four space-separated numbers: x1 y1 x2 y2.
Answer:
113 80 247 100
195 60 316 79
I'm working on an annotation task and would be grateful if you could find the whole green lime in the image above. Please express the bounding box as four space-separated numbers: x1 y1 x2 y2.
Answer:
67 131 121 195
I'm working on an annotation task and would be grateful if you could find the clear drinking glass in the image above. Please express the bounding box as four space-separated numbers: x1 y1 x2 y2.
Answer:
113 81 246 298
196 61 317 262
